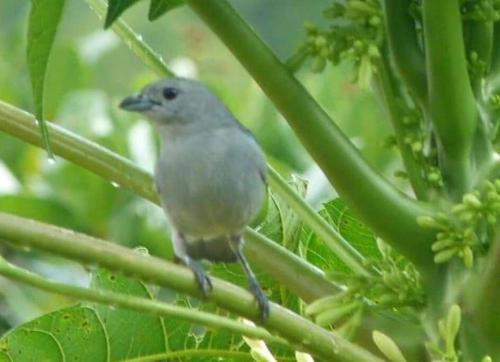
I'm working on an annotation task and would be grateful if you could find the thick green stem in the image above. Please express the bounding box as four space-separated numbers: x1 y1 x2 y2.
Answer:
382 0 427 106
422 0 477 198
374 55 429 200
0 100 336 303
465 20 494 94
186 0 437 271
0 255 283 345
0 213 382 361
464 235 500 359
492 22 500 75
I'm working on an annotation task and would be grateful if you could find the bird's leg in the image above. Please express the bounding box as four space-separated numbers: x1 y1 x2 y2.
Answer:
230 236 269 321
172 231 212 297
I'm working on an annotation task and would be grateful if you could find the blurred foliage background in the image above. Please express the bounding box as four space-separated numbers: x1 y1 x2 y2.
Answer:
0 0 401 336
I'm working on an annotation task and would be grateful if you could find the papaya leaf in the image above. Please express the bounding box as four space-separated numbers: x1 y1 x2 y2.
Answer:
27 0 66 159
306 198 381 273
148 0 184 21
105 0 141 28
89 267 168 360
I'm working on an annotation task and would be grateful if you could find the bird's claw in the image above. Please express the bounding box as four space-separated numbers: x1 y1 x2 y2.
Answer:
186 259 212 297
249 280 269 321
192 264 213 297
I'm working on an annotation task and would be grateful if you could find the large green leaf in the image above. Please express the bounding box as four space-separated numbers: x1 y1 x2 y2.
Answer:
0 329 64 361
27 0 66 158
105 0 141 28
90 267 168 360
148 0 184 21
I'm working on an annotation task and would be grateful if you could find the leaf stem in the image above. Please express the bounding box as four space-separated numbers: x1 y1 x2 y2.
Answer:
422 0 477 198
373 55 429 200
185 0 437 271
0 100 336 303
0 255 284 345
85 0 173 78
120 350 253 362
382 0 427 106
0 212 383 361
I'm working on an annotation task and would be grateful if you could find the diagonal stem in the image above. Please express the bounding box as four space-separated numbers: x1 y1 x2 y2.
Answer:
0 254 284 345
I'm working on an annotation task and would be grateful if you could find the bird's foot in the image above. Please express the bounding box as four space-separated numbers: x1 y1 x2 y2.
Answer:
187 259 213 297
249 279 269 321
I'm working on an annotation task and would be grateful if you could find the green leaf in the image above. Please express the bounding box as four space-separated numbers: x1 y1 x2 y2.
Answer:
0 307 108 361
0 329 64 361
148 0 184 21
105 0 141 28
90 268 168 360
306 198 380 273
27 0 66 159
25 307 108 361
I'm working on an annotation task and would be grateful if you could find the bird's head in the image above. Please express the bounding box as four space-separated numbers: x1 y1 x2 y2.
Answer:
120 77 233 129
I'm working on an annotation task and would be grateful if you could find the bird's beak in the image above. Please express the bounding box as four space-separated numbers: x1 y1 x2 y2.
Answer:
119 94 157 112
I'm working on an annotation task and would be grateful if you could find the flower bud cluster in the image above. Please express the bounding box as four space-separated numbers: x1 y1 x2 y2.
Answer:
288 0 384 88
418 180 500 267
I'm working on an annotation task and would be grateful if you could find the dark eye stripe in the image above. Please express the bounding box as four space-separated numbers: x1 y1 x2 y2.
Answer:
163 87 178 100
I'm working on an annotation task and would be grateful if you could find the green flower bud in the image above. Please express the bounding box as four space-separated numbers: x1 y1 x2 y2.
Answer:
463 193 482 208
434 248 458 263
446 304 461 341
411 141 423 153
372 330 407 362
315 301 360 326
311 56 326 73
305 292 349 315
432 238 455 251
416 216 445 229
462 246 474 268
314 35 327 48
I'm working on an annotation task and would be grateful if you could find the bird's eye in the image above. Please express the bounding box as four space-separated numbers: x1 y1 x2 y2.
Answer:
162 87 178 100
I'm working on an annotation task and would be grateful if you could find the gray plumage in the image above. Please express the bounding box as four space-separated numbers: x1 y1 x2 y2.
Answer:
120 77 269 319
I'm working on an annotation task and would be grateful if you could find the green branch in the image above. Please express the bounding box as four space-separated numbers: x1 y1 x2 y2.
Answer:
0 255 283 345
465 233 500 356
422 0 477 198
491 22 500 75
121 350 253 362
85 0 173 77
0 212 383 362
373 55 429 200
382 0 427 106
185 0 437 271
0 100 336 303
465 20 494 93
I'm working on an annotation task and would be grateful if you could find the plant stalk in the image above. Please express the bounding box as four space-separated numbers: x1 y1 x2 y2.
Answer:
0 255 284 345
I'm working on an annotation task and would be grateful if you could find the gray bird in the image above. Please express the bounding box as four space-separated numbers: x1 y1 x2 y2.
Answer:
120 77 269 320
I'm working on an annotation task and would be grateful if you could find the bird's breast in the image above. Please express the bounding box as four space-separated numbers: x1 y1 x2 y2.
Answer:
155 127 266 240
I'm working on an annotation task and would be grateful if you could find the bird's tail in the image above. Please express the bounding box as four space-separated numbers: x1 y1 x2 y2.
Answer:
185 237 237 263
